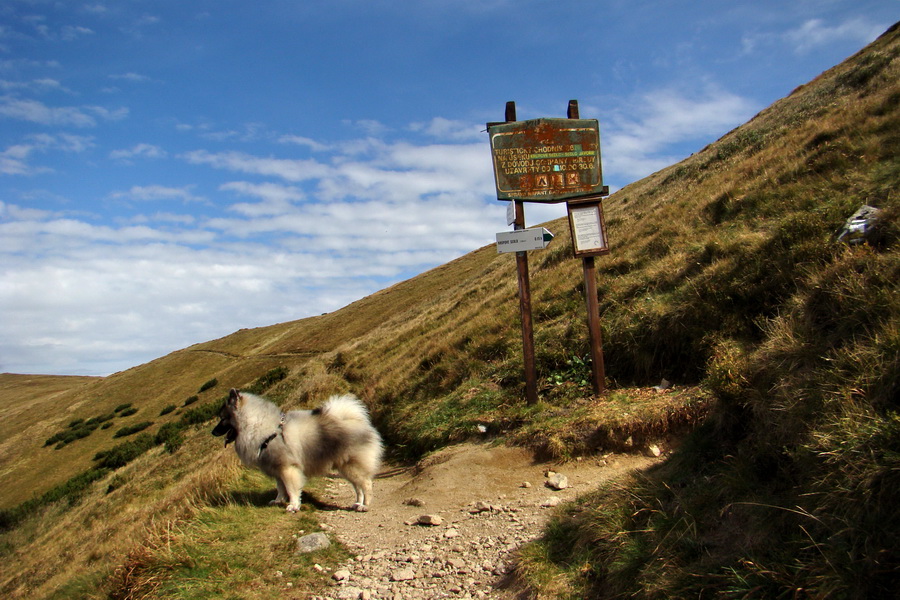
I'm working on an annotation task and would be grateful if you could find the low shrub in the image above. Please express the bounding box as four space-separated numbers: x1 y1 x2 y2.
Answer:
113 421 153 438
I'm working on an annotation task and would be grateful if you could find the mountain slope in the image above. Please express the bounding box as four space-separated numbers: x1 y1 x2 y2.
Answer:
515 22 900 599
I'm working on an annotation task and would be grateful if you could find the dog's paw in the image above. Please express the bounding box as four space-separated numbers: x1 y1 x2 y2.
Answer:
269 499 285 506
286 503 301 513
352 503 369 512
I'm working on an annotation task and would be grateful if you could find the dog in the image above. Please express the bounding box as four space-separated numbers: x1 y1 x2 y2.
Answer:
212 388 382 512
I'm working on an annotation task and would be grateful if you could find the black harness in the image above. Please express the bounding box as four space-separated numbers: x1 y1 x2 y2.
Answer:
257 412 286 458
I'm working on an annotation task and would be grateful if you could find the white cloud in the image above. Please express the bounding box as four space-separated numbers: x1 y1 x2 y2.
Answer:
221 181 306 217
0 96 127 126
0 143 47 175
110 72 152 82
786 18 886 54
182 150 332 182
343 119 391 136
279 134 331 152
110 185 205 204
0 95 98 127
0 78 71 94
409 117 485 141
0 133 93 175
109 143 167 161
29 132 95 153
602 86 758 180
60 25 94 41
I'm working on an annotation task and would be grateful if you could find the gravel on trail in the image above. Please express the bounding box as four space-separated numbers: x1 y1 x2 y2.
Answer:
297 442 662 600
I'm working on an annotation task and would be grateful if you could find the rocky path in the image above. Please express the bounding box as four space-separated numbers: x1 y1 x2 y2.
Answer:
308 442 662 600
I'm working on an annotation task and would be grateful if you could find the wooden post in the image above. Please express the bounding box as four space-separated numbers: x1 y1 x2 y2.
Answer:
582 255 606 395
568 100 606 395
515 200 538 404
506 101 539 405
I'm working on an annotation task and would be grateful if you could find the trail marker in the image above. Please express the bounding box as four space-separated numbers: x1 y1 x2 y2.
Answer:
496 227 554 253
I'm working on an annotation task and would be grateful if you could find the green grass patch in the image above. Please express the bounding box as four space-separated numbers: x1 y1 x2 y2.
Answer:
105 471 347 600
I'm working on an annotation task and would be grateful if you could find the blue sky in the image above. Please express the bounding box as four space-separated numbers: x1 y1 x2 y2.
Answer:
1 1 896 376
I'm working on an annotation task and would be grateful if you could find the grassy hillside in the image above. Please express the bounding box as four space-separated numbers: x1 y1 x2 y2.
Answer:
1 22 898 599
514 23 900 599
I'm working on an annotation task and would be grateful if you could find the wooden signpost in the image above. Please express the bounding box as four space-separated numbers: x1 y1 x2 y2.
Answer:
487 100 609 401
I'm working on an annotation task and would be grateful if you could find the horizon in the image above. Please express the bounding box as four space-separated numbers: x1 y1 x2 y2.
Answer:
1 1 895 376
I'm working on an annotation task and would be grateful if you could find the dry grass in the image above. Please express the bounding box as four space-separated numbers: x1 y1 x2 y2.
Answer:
511 23 900 599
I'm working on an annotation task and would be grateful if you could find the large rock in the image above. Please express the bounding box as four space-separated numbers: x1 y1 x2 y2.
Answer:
296 532 331 554
546 473 569 490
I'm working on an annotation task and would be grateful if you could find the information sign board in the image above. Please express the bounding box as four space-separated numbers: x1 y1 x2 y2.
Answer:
567 199 609 257
488 118 603 202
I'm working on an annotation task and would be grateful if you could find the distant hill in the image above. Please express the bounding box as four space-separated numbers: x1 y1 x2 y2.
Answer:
1 22 897 600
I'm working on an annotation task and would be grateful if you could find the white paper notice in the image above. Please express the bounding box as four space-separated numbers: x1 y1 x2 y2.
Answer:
570 205 606 251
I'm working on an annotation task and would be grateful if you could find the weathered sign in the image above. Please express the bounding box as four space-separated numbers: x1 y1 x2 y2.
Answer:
488 118 603 202
496 227 554 253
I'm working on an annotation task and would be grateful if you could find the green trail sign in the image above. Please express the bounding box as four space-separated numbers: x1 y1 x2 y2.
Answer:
488 118 603 202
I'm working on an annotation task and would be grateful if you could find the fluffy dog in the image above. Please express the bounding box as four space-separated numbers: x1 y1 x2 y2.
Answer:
212 388 382 512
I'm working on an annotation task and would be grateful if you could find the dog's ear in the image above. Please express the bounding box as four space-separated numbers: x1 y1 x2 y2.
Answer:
228 388 243 408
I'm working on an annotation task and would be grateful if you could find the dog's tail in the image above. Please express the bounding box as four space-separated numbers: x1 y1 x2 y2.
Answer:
318 394 371 423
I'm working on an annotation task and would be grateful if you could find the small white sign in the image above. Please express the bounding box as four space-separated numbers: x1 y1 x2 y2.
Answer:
568 202 608 256
496 227 554 253
506 201 516 226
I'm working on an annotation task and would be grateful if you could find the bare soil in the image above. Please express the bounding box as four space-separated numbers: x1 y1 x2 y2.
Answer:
311 442 662 599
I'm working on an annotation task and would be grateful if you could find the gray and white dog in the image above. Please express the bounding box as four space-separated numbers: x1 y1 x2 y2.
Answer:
213 388 382 512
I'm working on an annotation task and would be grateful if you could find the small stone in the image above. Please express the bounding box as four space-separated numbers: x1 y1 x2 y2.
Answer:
417 514 443 526
443 528 460 538
335 587 363 600
470 501 492 513
403 497 425 507
333 569 351 581
391 568 416 581
521 481 532 488
546 473 569 490
541 496 561 508
647 444 662 457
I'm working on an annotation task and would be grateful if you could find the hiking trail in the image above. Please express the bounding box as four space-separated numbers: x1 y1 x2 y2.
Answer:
307 442 662 599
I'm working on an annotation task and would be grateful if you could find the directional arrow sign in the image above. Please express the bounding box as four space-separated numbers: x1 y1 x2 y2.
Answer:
496 227 554 253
